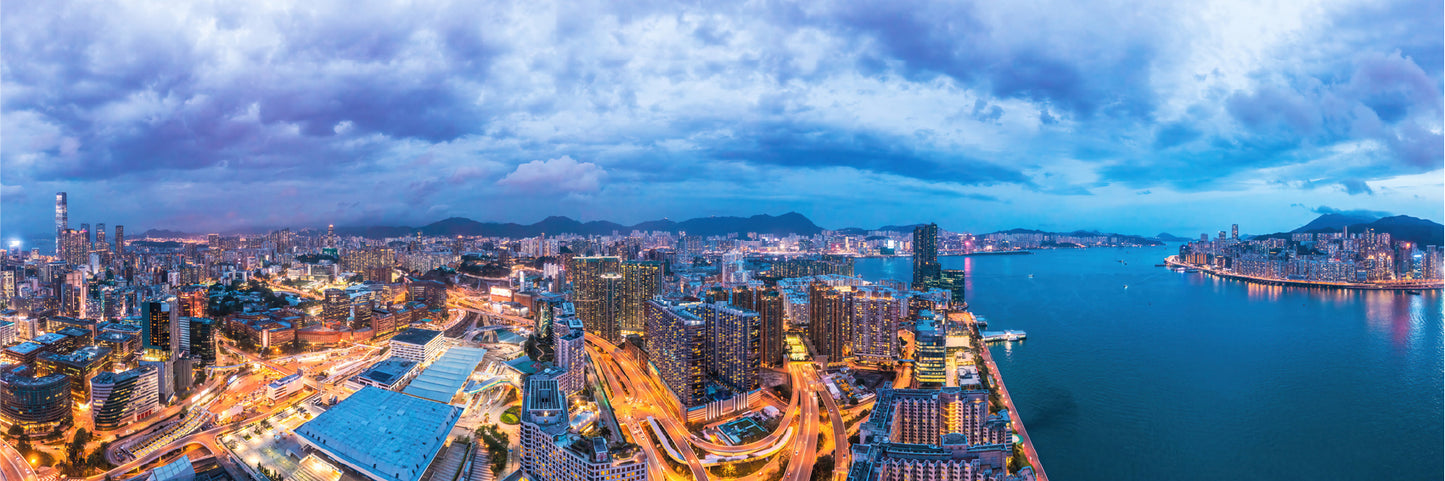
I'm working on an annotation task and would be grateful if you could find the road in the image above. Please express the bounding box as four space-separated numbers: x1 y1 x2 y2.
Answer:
783 373 820 481
0 439 36 481
813 365 849 481
585 338 710 480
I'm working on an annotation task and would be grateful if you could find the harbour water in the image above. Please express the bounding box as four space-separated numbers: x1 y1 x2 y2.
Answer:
854 245 1443 480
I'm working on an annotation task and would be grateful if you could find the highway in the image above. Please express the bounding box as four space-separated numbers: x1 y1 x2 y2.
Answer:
783 370 820 481
585 337 710 480
585 332 844 481
815 367 849 480
0 438 37 481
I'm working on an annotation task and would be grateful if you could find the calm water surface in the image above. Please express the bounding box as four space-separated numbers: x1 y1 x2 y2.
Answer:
854 245 1443 481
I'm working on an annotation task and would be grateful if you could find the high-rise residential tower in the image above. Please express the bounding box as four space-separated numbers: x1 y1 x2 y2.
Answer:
808 282 850 367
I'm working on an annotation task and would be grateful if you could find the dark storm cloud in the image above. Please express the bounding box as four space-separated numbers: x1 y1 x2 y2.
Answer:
1 0 1440 235
709 124 1032 187
1310 205 1392 218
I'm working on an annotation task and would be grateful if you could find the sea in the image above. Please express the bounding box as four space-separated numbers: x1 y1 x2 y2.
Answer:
853 244 1443 480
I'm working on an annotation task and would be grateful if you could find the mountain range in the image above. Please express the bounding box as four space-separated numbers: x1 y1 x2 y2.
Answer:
1279 214 1444 247
131 211 1442 246
329 212 829 238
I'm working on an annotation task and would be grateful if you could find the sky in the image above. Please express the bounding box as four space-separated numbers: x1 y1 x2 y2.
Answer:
2 0 1442 244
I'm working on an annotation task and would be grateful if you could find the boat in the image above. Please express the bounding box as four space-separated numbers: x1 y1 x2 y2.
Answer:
1154 263 1167 267
1027 274 1034 278
1407 290 1422 295
1123 284 1129 289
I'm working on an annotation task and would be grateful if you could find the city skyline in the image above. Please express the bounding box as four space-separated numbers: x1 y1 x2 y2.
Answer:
3 0 1443 240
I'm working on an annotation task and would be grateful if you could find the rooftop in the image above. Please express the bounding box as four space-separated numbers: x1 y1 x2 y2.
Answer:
6 342 43 355
358 357 420 388
391 328 442 346
293 387 462 481
401 347 486 403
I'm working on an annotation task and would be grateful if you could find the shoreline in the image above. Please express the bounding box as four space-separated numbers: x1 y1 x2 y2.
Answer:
969 310 1048 481
1163 256 1442 291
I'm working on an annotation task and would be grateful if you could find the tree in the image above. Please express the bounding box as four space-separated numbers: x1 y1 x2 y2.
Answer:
810 454 835 481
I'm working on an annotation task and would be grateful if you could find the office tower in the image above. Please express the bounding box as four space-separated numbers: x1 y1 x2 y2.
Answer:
755 288 785 368
140 299 178 358
938 269 967 307
851 286 904 364
79 223 91 252
406 278 448 311
618 260 661 336
644 300 708 408
913 223 941 290
321 288 348 324
0 371 73 436
1231 224 1239 240
350 293 374 330
90 366 160 431
552 315 586 396
568 256 621 343
808 282 850 367
138 358 174 403
176 285 207 318
55 192 67 256
533 293 567 339
114 225 125 256
913 310 947 387
37 345 112 405
520 370 647 481
95 224 106 252
188 318 217 367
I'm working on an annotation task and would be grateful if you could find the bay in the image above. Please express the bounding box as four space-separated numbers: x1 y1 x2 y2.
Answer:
853 244 1444 480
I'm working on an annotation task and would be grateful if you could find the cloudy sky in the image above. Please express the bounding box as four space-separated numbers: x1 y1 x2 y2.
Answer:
2 0 1441 243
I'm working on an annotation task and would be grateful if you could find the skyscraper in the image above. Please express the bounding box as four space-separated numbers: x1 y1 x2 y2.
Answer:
55 192 67 256
913 310 947 387
1231 224 1240 240
618 260 661 336
79 223 91 252
850 286 904 364
755 288 785 368
568 256 621 343
140 299 178 358
644 299 707 408
95 223 107 252
808 282 850 367
114 225 125 257
323 289 350 324
912 223 941 290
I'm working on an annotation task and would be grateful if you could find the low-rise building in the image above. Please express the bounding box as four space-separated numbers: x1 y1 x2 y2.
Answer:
520 370 647 481
389 328 444 364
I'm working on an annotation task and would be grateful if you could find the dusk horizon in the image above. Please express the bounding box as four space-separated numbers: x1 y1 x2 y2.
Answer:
0 1 1441 481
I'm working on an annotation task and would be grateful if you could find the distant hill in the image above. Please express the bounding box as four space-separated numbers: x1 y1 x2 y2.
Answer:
985 228 1163 246
1291 213 1382 233
333 212 824 238
1155 233 1191 241
138 229 192 238
834 223 930 235
1260 214 1443 247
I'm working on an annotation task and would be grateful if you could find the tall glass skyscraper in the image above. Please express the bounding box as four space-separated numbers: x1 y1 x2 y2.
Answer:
912 223 941 289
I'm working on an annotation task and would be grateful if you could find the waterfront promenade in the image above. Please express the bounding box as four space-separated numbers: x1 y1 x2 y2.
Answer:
1165 256 1442 291
967 311 1048 481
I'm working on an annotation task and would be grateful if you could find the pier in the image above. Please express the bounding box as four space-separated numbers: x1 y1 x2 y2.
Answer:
981 330 1028 342
967 312 1047 480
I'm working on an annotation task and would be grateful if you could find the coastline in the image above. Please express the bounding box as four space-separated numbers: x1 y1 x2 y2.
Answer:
1163 256 1443 291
